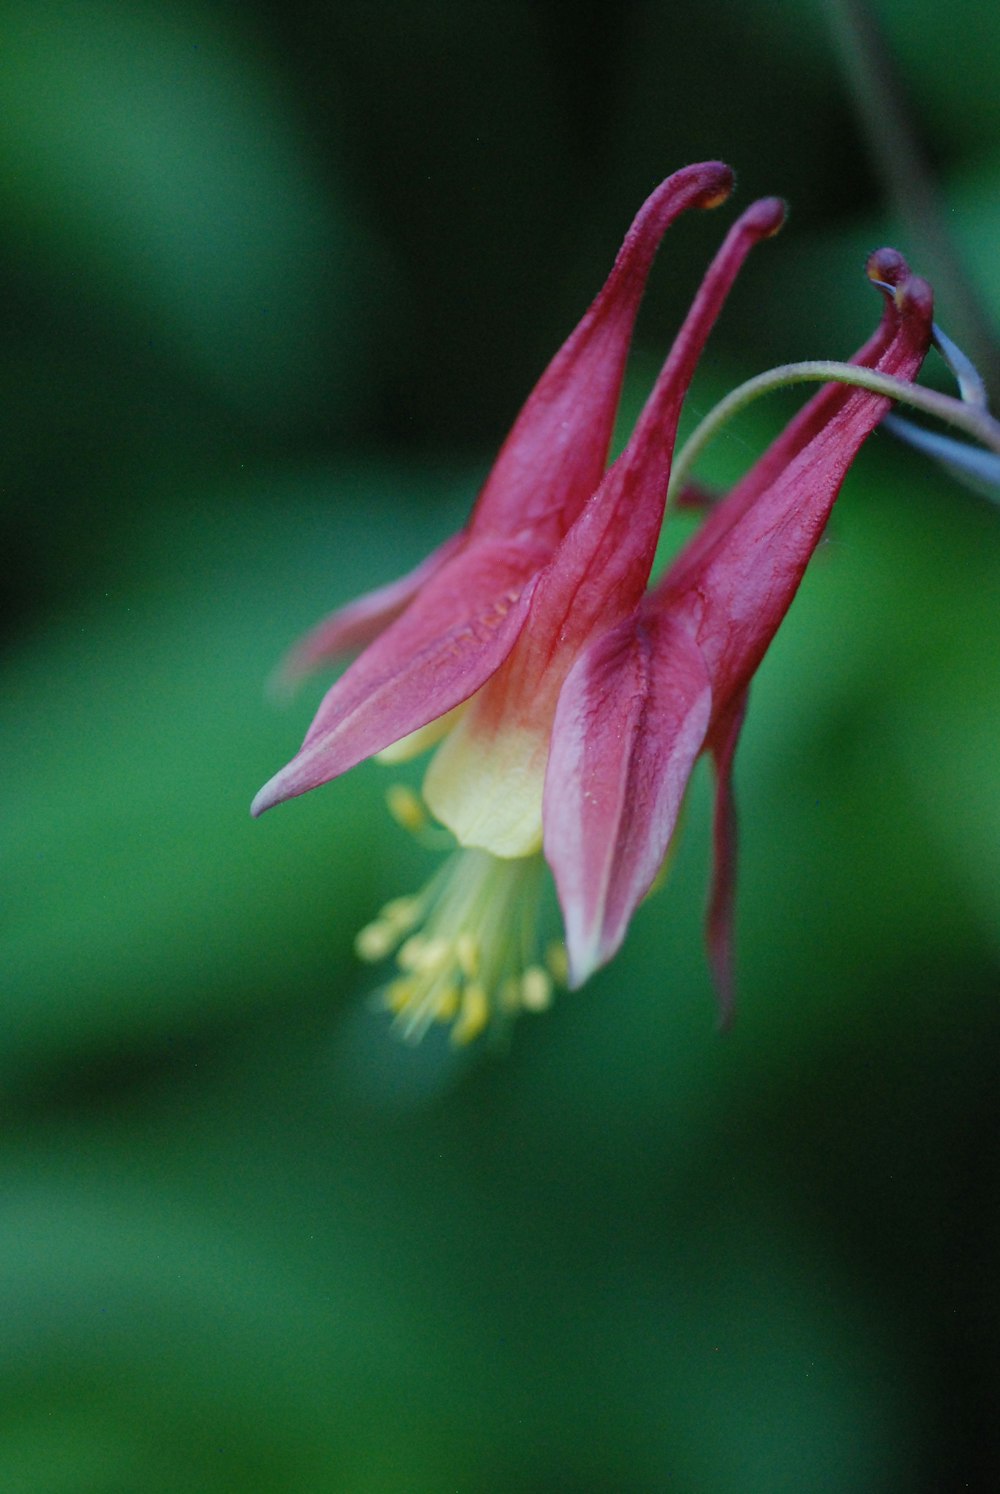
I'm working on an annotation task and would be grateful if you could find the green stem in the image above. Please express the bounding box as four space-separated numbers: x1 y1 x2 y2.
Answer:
668 360 1000 502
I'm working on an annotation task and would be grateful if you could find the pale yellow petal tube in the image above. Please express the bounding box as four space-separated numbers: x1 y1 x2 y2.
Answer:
423 709 547 858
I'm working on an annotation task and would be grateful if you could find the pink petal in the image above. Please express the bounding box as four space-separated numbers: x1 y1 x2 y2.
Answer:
251 534 547 815
544 610 712 986
469 161 736 547
704 690 747 1031
275 532 466 689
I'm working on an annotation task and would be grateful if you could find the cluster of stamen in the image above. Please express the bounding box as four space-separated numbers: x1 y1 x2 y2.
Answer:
355 824 567 1045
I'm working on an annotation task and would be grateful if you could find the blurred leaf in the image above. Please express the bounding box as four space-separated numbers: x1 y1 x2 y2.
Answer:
0 0 377 426
0 466 468 1084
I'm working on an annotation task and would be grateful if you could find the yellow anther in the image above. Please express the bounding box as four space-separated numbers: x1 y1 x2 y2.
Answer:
357 847 554 1044
421 936 452 972
385 783 427 835
354 920 398 963
396 934 425 971
434 983 460 1021
520 966 553 1012
380 895 421 930
397 934 452 973
385 977 418 1014
451 981 489 1046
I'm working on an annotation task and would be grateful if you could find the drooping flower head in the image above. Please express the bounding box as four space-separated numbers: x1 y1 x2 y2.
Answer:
253 171 933 1043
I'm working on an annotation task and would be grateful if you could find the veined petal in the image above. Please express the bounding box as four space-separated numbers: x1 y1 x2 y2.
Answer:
543 610 712 987
251 535 545 816
469 161 735 545
274 532 466 688
424 197 784 856
704 690 747 1031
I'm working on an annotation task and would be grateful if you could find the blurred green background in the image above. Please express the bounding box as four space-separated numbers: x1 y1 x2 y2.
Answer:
2 2 998 1490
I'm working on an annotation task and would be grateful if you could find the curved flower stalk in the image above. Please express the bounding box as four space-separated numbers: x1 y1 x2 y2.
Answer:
544 250 934 1023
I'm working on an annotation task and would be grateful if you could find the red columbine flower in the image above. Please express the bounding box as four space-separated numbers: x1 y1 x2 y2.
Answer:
543 249 934 1024
253 166 785 1042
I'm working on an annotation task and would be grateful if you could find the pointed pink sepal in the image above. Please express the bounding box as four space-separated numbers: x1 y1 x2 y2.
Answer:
274 533 465 690
468 161 735 545
544 610 712 986
251 534 546 815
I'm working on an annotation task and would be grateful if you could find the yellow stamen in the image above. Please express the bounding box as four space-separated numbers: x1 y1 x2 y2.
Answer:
385 783 428 834
520 966 553 1012
381 895 422 928
357 838 565 1044
354 920 398 963
385 977 418 1014
452 982 489 1045
397 934 450 973
434 984 461 1021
